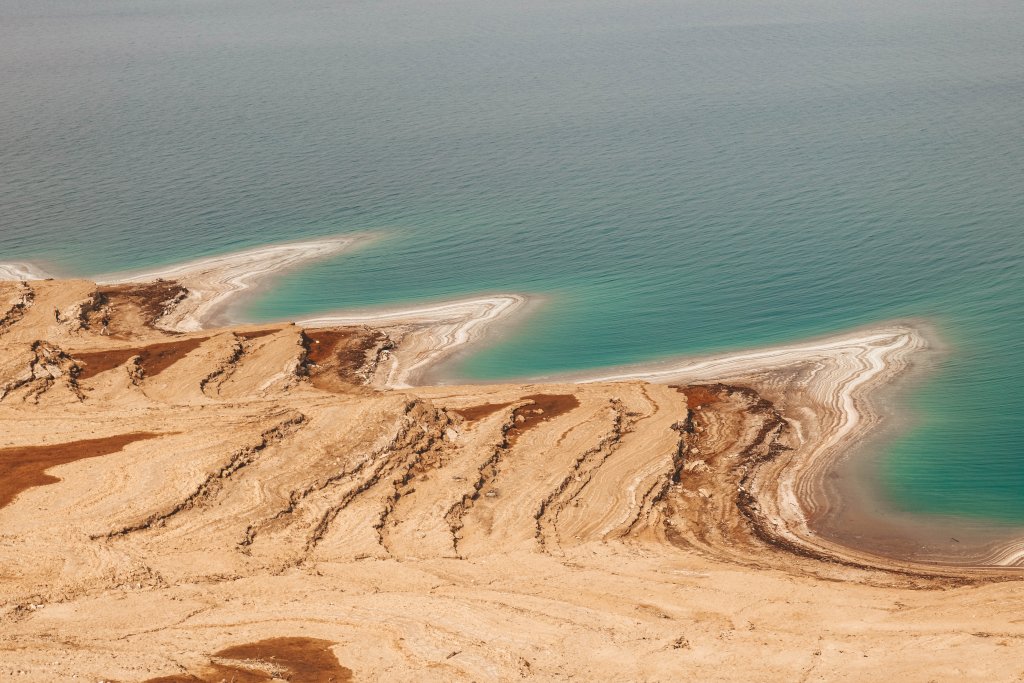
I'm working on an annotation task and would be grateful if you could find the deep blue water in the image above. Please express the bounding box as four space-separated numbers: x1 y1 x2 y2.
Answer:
1 0 1022 528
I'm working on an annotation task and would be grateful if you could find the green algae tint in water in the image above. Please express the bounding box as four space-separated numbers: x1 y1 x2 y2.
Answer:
1 0 1023 531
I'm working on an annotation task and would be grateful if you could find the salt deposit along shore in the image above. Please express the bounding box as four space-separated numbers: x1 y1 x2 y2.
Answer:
299 293 533 387
0 241 1022 681
1 235 371 331
97 234 371 332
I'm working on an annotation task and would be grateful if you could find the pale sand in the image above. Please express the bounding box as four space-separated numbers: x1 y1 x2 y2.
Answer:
0 262 53 281
0 241 974 567
3 238 529 386
2 277 1024 681
67 235 1022 568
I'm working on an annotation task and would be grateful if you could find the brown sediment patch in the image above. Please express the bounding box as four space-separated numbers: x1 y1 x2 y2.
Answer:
507 393 581 445
0 432 161 510
665 383 978 584
236 328 282 341
452 401 513 422
673 383 724 409
90 281 188 336
73 337 208 381
143 637 352 683
302 327 393 388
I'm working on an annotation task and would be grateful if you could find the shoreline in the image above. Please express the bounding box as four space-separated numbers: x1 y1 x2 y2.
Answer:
566 322 1021 570
299 293 535 388
0 262 55 281
2 239 1022 571
97 234 372 332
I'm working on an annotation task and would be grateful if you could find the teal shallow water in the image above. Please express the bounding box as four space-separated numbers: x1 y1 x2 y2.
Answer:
1 0 1022 534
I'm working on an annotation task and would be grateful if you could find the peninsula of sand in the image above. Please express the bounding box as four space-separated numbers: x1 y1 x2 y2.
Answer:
0 238 1021 682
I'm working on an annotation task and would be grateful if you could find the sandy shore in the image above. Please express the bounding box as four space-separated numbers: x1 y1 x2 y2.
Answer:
0 240 1007 568
1 236 369 333
0 262 53 281
1 236 529 386
2 245 1023 680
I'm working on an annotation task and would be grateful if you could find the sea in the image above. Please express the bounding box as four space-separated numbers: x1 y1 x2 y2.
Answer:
2 0 1022 556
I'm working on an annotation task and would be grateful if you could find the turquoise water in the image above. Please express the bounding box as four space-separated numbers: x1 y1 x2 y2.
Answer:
1 0 1022 531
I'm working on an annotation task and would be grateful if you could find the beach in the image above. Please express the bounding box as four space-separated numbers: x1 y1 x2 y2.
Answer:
0 241 1022 680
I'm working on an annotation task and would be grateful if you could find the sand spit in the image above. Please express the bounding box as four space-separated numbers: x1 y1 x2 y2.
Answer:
5 238 527 387
97 235 368 332
2 236 367 333
300 294 530 387
573 327 932 567
577 325 920 387
1 272 1023 680
0 262 53 281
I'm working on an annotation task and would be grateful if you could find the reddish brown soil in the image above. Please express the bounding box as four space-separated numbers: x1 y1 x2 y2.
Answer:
302 327 389 388
92 281 188 335
674 384 723 410
507 394 581 445
73 337 208 381
452 401 514 422
143 637 352 682
0 432 161 510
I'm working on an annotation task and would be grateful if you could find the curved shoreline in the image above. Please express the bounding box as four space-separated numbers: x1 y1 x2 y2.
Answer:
2 239 1021 571
568 326 1023 570
5 280 1024 681
1 237 370 331
0 262 54 281
300 294 533 387
97 235 370 332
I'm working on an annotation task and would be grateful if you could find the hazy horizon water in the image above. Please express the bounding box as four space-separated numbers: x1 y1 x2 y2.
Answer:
2 0 1023 546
